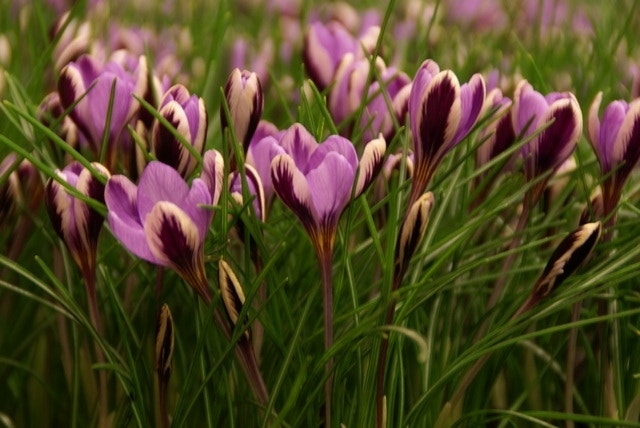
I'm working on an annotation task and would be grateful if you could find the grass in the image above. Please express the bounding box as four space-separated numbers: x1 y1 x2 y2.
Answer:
1 0 640 427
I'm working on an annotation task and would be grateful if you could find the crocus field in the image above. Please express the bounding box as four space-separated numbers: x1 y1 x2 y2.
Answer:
2 0 640 426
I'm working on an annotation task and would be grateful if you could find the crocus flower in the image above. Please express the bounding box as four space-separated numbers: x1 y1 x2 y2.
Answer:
45 161 110 278
587 92 640 215
152 84 207 178
302 20 379 91
245 121 286 203
476 88 515 169
229 164 267 222
408 59 486 205
221 68 264 153
329 55 411 142
512 80 582 202
271 123 386 249
58 53 148 168
105 150 223 300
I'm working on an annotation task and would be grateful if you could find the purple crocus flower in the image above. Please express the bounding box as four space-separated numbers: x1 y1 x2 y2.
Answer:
476 88 515 169
105 150 223 300
588 92 640 214
245 121 286 203
58 54 148 169
512 80 582 201
408 59 486 204
329 55 411 142
271 123 386 246
302 20 379 91
152 84 207 178
229 164 267 222
45 161 111 278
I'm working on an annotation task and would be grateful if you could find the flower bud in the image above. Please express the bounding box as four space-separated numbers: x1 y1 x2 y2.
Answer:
152 84 207 178
221 68 263 153
155 304 175 381
395 192 435 276
218 259 250 339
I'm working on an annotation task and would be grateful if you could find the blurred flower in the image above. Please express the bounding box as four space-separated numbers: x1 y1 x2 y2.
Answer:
329 55 411 142
105 150 223 300
230 37 274 87
50 12 91 71
222 69 264 152
45 161 110 278
271 124 385 249
444 0 508 32
512 80 582 201
152 84 207 178
58 54 148 169
408 59 486 203
587 92 640 214
39 92 79 157
1 155 42 230
303 20 379 91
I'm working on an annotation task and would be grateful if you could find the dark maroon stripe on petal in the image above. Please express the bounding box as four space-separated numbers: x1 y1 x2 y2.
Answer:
536 102 580 175
418 73 458 165
271 155 317 231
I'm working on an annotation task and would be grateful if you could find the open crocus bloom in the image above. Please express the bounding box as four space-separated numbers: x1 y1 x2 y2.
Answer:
105 150 223 299
270 123 385 245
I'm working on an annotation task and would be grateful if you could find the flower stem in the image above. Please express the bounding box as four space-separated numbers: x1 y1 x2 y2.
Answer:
318 246 335 427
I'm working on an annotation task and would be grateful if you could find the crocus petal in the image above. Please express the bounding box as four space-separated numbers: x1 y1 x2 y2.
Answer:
306 152 355 226
154 101 193 174
532 97 582 176
355 134 386 196
450 73 486 147
408 60 440 130
271 154 316 230
279 123 318 172
587 91 602 161
246 135 286 200
414 70 462 164
611 99 640 174
200 149 224 205
307 135 358 172
513 80 548 139
137 162 191 222
144 201 202 269
106 175 159 264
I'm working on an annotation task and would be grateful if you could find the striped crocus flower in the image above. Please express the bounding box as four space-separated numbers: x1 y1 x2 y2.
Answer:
587 92 640 214
408 59 486 205
105 150 223 301
512 80 582 202
270 123 386 249
151 84 207 178
45 161 111 278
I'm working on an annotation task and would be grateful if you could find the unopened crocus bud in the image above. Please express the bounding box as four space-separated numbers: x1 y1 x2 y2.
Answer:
155 303 175 380
39 92 79 155
579 188 604 225
395 192 434 276
219 259 250 339
152 84 207 178
222 68 263 153
515 221 601 317
45 162 110 277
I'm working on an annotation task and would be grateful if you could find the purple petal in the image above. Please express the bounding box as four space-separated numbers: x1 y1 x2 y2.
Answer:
308 135 358 173
408 60 440 139
271 154 317 230
306 152 356 227
137 162 190 224
601 101 628 168
513 81 548 139
530 98 582 177
154 101 192 175
279 123 318 173
246 135 285 200
587 92 603 166
612 100 640 177
451 73 486 147
183 179 213 242
106 175 159 263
